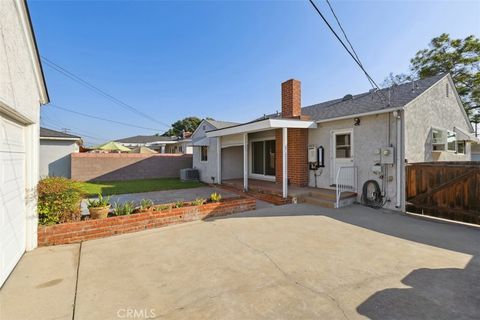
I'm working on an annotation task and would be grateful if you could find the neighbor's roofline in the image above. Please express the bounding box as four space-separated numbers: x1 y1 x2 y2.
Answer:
40 136 81 141
15 0 49 104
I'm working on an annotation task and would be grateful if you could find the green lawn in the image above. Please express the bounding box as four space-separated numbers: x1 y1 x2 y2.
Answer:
78 178 204 197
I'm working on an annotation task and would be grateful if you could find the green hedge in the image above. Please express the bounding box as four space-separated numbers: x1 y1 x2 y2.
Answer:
37 177 85 225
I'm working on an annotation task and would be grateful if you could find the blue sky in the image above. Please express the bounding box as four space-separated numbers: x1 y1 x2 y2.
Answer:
29 0 479 145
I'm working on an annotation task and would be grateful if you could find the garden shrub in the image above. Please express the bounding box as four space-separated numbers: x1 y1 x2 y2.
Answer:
37 177 84 225
113 201 136 216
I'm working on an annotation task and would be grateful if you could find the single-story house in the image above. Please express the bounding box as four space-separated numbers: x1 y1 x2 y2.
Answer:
115 134 193 154
192 74 477 211
40 127 82 178
472 142 480 161
0 0 49 286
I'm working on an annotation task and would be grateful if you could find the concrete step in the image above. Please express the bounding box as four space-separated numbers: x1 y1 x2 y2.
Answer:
301 196 336 209
297 189 357 209
306 188 356 201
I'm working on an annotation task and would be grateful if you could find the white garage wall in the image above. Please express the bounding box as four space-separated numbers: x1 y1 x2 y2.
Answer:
0 0 47 278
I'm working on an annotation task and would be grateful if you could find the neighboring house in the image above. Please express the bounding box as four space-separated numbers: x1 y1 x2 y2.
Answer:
0 0 49 286
472 142 480 161
40 127 82 178
194 74 476 212
115 135 193 154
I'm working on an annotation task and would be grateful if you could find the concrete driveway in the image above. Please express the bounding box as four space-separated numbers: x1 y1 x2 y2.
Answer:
1 204 479 319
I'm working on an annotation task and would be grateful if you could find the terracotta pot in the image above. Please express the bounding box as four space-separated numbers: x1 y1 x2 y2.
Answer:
89 206 110 219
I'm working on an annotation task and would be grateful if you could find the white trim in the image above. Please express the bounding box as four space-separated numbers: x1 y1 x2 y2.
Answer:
206 118 316 137
282 127 288 198
0 98 35 124
243 133 248 191
14 0 49 104
216 137 221 184
316 107 403 124
330 128 354 185
40 136 80 142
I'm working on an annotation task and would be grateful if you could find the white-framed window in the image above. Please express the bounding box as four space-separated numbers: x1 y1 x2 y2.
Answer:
447 131 457 152
457 141 465 154
200 146 208 161
432 128 446 151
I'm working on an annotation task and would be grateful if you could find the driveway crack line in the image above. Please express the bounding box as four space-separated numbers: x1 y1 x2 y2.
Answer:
72 241 82 320
209 222 350 320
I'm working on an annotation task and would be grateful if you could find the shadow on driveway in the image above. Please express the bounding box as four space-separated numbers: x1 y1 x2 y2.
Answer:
208 204 480 319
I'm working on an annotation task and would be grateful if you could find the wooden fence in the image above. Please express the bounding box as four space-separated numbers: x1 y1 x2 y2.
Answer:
406 162 480 224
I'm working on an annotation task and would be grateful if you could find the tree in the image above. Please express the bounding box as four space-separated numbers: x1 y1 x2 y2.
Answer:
381 72 413 87
385 34 480 119
162 116 202 137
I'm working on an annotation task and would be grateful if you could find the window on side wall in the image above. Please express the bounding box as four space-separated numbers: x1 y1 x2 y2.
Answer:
447 131 456 152
457 141 465 154
200 146 208 161
432 128 446 151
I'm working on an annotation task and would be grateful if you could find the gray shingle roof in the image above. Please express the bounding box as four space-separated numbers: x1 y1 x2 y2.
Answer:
40 127 81 139
268 74 447 122
115 135 178 144
206 119 239 129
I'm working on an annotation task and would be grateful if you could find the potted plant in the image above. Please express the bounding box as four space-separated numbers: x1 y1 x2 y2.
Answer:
87 194 111 219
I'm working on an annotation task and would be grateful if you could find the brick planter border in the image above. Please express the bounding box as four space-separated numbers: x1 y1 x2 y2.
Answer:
38 197 255 246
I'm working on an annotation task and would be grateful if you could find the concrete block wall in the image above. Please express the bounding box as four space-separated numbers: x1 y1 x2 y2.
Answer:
71 153 193 181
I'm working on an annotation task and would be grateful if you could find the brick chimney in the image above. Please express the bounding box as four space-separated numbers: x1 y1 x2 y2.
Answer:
281 79 301 118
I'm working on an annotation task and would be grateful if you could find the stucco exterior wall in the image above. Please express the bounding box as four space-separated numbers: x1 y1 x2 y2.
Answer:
192 121 219 183
0 0 40 123
221 146 243 180
40 139 79 178
308 113 402 210
404 76 473 162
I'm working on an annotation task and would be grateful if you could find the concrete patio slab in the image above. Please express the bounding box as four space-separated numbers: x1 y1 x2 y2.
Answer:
0 243 80 320
1 204 479 319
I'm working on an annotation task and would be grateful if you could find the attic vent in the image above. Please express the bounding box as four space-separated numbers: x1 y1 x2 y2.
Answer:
342 94 353 101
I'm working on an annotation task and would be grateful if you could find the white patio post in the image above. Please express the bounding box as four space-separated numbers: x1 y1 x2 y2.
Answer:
282 127 288 198
216 137 221 184
243 132 248 191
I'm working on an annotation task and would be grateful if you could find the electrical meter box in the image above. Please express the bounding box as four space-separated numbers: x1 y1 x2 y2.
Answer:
380 147 394 164
308 146 317 163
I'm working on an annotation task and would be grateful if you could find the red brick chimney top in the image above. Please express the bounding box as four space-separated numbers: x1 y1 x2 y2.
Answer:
281 79 301 118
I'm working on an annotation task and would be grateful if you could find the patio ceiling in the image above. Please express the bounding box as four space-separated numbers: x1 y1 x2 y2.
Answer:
205 118 317 137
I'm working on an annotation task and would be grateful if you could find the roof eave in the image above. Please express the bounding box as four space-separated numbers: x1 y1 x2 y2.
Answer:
206 118 317 137
315 107 404 123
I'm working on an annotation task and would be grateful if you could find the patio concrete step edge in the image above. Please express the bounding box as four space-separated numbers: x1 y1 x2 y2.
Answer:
296 190 357 209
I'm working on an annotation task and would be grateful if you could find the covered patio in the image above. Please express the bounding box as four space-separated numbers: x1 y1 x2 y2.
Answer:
206 117 317 199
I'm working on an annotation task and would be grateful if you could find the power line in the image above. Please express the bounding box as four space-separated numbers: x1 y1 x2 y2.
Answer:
41 56 171 129
41 113 109 141
48 103 163 132
307 0 383 92
42 120 105 142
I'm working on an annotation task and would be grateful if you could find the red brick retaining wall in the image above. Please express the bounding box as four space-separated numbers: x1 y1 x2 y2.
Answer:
38 197 255 246
71 153 193 181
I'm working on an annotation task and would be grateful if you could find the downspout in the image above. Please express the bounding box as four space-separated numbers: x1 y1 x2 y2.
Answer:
395 110 402 208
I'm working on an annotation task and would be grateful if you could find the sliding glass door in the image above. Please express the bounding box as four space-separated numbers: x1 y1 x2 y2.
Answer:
251 140 276 177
